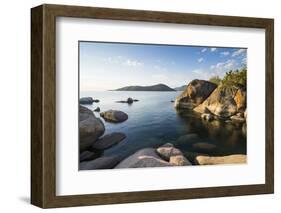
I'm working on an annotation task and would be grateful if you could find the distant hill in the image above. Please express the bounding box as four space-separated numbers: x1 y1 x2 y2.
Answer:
173 85 187 91
115 83 176 91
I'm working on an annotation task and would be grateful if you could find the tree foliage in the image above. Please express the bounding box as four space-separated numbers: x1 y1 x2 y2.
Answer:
209 68 247 88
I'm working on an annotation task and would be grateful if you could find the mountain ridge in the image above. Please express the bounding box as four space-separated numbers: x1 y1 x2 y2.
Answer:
114 83 176 91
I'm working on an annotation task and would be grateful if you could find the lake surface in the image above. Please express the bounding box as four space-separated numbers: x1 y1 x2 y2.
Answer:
80 91 246 162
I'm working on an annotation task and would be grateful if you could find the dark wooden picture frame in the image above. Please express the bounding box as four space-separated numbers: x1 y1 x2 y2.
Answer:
31 4 274 208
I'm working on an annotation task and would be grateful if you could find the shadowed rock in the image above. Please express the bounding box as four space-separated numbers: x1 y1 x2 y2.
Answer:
79 105 105 151
174 79 217 109
80 156 121 170
80 151 99 162
92 132 126 150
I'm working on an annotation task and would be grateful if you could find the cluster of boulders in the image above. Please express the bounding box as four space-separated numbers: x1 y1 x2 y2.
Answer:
174 79 247 123
79 128 246 170
79 105 128 166
115 143 192 168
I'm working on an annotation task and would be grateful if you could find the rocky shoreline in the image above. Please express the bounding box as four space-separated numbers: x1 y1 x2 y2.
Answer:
174 79 247 123
79 79 247 170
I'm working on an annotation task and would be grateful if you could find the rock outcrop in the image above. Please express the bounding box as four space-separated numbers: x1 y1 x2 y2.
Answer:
174 80 217 109
193 86 244 118
100 110 128 123
79 105 105 151
196 154 246 165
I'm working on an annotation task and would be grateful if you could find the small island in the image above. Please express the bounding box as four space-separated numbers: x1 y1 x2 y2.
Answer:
114 83 176 91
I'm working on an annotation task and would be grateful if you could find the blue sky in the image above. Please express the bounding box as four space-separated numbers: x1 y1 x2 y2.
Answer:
80 42 247 91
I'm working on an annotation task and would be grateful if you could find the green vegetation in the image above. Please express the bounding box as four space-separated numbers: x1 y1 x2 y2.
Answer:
209 67 247 88
209 76 221 85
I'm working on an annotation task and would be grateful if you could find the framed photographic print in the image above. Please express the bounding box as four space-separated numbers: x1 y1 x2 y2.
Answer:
31 4 274 208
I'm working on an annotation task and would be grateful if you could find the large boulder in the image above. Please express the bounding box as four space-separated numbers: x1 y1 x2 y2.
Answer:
79 105 105 151
196 154 247 165
79 156 121 170
92 132 126 150
115 148 172 168
100 110 128 123
194 86 240 118
174 79 217 109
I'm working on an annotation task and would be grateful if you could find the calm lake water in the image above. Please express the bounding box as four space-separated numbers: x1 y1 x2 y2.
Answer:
80 91 246 161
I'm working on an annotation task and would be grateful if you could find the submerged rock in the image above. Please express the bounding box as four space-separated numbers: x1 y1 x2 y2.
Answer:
174 79 217 109
196 154 247 165
79 105 105 151
176 133 200 144
115 148 172 168
100 110 128 123
192 142 216 152
92 132 126 150
80 156 121 170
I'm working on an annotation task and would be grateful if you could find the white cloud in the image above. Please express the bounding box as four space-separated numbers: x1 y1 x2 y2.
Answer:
103 56 143 67
201 48 207 53
232 49 246 57
123 59 143 67
220 51 230 56
210 48 217 52
209 59 243 77
197 57 204 63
